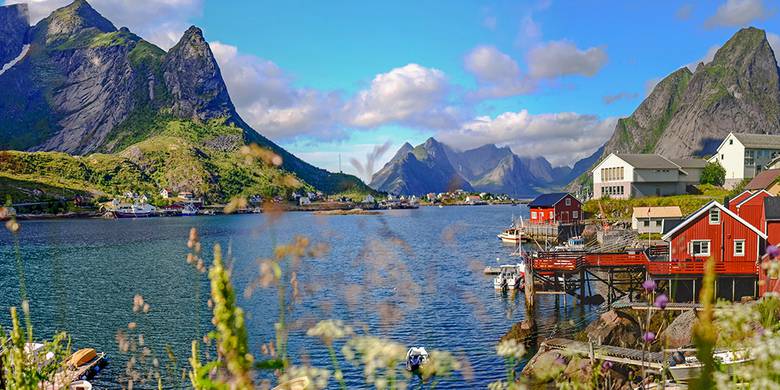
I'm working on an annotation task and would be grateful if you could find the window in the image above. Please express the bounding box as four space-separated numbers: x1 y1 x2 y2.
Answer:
721 154 724 160
643 220 650 227
709 209 720 224
656 220 662 227
573 211 579 219
565 198 571 206
600 166 624 182
531 211 537 219
691 240 711 257
734 240 745 256
729 139 733 145
549 211 554 218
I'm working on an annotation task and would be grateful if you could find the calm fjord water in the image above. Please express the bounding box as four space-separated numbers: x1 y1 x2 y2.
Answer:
0 205 599 388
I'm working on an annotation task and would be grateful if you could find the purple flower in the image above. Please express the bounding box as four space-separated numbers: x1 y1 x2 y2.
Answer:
643 331 655 343
642 279 656 292
654 294 669 309
555 356 566 365
768 245 780 259
601 360 613 373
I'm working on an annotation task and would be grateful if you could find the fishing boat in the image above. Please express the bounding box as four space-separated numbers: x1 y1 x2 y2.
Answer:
493 271 507 290
405 347 429 371
553 236 586 252
667 350 751 383
114 203 156 218
498 215 526 243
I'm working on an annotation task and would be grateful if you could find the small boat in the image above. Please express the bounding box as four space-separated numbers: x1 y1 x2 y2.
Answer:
553 236 586 252
493 271 507 290
668 350 751 383
497 227 524 243
405 347 429 371
115 203 156 218
180 204 198 216
70 380 93 390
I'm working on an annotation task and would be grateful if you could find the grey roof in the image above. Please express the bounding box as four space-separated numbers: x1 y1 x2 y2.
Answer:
765 197 780 221
616 154 679 169
670 158 707 169
733 133 780 149
661 218 684 235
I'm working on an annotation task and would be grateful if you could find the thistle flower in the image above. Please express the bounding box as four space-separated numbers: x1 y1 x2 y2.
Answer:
642 279 656 292
768 245 780 259
643 331 655 343
601 360 613 373
306 320 354 345
654 294 669 309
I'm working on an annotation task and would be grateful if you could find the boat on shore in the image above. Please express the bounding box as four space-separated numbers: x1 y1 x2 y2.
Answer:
180 204 198 216
405 347 429 371
667 349 751 383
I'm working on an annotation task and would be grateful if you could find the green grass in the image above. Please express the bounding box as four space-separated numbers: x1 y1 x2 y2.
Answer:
584 185 730 221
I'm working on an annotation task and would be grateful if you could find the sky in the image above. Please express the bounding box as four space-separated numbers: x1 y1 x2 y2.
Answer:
6 0 780 182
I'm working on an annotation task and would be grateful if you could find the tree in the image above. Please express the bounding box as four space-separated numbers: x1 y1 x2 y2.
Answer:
700 161 726 186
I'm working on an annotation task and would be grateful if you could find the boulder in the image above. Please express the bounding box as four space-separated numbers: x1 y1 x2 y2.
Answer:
521 349 567 383
500 318 535 343
662 310 697 348
582 310 641 348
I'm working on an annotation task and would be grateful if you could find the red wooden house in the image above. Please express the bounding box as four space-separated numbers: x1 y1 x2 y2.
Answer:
660 201 765 274
727 190 753 213
733 190 772 231
528 193 582 224
760 197 780 295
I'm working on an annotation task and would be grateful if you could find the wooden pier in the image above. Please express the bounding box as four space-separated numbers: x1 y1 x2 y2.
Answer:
524 245 759 306
541 338 665 370
43 352 105 390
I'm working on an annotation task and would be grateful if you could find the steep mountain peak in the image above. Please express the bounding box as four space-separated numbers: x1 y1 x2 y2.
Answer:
41 0 116 42
0 4 30 65
163 25 236 122
712 27 774 67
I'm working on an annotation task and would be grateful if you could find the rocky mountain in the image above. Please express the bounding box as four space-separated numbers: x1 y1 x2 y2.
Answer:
0 0 366 196
371 138 594 197
603 27 780 158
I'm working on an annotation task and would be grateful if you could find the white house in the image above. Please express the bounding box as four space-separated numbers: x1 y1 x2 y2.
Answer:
160 189 171 199
362 194 375 204
708 132 780 188
631 206 683 234
592 153 706 199
299 196 311 206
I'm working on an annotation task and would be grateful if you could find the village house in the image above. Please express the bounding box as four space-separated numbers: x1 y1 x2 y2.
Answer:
362 194 375 204
631 206 682 234
659 201 765 300
528 193 582 224
727 190 754 212
465 195 485 205
744 169 780 195
159 188 172 199
732 190 772 230
709 132 780 188
592 153 705 199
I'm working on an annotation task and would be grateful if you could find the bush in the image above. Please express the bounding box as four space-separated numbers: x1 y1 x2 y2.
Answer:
701 161 726 186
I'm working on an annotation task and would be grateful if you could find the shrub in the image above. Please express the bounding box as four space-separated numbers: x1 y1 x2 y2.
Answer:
701 161 726 186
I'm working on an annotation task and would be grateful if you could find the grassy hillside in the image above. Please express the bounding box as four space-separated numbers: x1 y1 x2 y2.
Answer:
583 185 732 221
0 118 313 203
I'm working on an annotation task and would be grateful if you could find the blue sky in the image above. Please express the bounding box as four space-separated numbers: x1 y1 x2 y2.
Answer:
9 0 780 181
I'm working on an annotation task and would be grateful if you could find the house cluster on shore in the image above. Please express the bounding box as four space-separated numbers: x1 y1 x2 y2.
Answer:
592 132 780 199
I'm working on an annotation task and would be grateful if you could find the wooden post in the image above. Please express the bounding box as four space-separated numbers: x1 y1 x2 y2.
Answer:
525 259 535 309
563 275 567 307
580 268 586 305
608 269 614 305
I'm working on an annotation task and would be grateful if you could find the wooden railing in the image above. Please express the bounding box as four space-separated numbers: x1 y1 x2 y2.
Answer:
585 252 648 267
533 253 585 272
647 260 757 275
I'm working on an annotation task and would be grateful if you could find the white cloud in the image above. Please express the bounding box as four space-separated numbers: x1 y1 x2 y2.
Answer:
704 0 774 28
686 45 720 71
515 15 542 47
527 40 608 78
437 110 616 166
768 32 780 61
4 0 202 49
211 42 345 141
602 92 639 105
464 45 535 99
344 64 459 129
644 77 662 97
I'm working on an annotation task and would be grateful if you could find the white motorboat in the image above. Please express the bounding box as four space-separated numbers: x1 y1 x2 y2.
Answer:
115 203 156 218
70 380 93 390
553 236 586 251
405 347 429 371
668 350 752 383
497 227 523 243
493 272 507 290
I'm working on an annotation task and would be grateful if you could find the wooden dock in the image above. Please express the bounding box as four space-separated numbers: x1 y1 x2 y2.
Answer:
541 338 665 370
611 302 702 311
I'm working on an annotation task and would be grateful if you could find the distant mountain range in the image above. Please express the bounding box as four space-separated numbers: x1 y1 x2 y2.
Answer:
0 0 368 202
370 137 602 197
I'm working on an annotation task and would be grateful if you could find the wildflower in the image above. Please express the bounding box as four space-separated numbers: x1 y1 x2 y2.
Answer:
643 331 655 343
768 245 780 259
278 366 330 390
419 350 461 380
654 294 669 309
496 339 526 360
601 360 613 373
5 219 19 233
642 279 656 292
306 320 354 346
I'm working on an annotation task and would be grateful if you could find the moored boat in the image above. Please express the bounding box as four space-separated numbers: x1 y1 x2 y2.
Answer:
114 203 156 218
497 227 524 243
667 350 751 383
405 347 429 371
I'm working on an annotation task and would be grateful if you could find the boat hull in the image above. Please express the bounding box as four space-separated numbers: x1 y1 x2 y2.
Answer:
114 212 153 218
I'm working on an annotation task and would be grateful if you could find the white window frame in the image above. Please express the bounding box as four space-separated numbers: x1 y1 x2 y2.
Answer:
549 211 554 219
690 240 711 257
708 209 720 225
565 198 571 206
573 211 579 219
531 211 537 219
733 239 745 257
